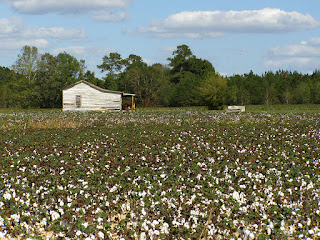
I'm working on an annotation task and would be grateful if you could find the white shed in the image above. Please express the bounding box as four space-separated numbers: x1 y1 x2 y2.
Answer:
63 80 130 111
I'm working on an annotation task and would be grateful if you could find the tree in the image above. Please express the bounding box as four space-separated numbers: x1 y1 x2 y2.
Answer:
124 54 147 69
56 52 86 84
0 67 18 107
167 45 195 84
36 53 59 108
168 44 194 73
170 72 199 106
294 81 311 104
167 44 216 106
97 52 125 90
122 64 169 107
11 45 40 83
226 84 239 105
199 74 227 110
83 71 105 88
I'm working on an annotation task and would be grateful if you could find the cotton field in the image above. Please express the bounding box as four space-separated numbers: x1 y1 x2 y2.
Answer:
0 109 319 239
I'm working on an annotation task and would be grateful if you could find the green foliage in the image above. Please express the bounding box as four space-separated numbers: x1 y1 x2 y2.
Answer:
11 45 40 83
121 65 163 107
226 70 320 105
199 74 227 110
2 46 87 108
2 44 320 109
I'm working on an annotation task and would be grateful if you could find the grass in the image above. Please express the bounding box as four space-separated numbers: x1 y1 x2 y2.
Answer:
245 104 320 113
1 104 320 114
135 104 320 113
1 104 320 130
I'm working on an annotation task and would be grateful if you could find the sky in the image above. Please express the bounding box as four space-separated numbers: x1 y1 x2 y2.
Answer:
1 0 320 77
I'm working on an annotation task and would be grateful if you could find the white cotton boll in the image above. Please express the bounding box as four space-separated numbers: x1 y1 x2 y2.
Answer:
40 218 47 227
142 221 149 231
267 227 272 235
307 218 312 226
232 191 240 201
58 208 64 215
97 231 104 239
3 191 12 200
308 229 314 235
248 232 255 240
160 222 170 234
151 220 159 227
184 222 190 229
11 213 20 222
140 232 147 240
307 182 314 190
141 208 146 216
50 211 60 221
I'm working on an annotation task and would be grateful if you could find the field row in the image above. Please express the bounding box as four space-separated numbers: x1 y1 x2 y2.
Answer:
0 110 320 239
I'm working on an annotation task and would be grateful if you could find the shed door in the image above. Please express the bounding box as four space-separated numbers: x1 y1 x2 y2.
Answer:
76 95 81 108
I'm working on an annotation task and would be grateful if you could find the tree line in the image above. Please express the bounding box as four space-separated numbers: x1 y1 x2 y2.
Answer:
1 44 320 109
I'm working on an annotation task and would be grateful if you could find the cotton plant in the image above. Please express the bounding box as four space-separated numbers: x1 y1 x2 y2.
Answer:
0 110 320 238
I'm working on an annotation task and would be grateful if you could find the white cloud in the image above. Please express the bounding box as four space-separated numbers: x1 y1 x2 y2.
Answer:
0 38 49 57
137 8 320 39
23 27 86 40
8 0 132 22
265 37 320 71
0 17 86 56
265 57 313 68
269 44 320 58
0 17 85 40
52 46 113 58
9 0 132 13
1 39 49 50
0 17 23 35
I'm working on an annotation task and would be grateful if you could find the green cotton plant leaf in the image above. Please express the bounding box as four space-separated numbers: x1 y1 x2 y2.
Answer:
0 109 320 239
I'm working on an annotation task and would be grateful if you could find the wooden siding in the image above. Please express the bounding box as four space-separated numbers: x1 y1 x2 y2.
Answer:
63 82 122 111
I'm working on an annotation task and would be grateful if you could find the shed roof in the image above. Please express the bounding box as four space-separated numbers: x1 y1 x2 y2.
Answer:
63 80 123 94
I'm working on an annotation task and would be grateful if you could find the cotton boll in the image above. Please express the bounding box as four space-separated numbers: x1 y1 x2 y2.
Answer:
307 218 312 226
248 232 255 240
267 227 272 235
3 191 12 200
140 232 147 240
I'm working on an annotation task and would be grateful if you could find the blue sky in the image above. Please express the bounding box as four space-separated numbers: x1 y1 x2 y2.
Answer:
0 0 320 77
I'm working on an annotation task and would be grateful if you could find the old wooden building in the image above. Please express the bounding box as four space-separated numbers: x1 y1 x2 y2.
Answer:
62 80 135 111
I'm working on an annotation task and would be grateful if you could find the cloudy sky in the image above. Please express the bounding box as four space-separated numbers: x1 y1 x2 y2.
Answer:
1 0 320 76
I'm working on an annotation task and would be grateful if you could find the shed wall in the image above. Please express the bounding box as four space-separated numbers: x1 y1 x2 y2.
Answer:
63 82 122 111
